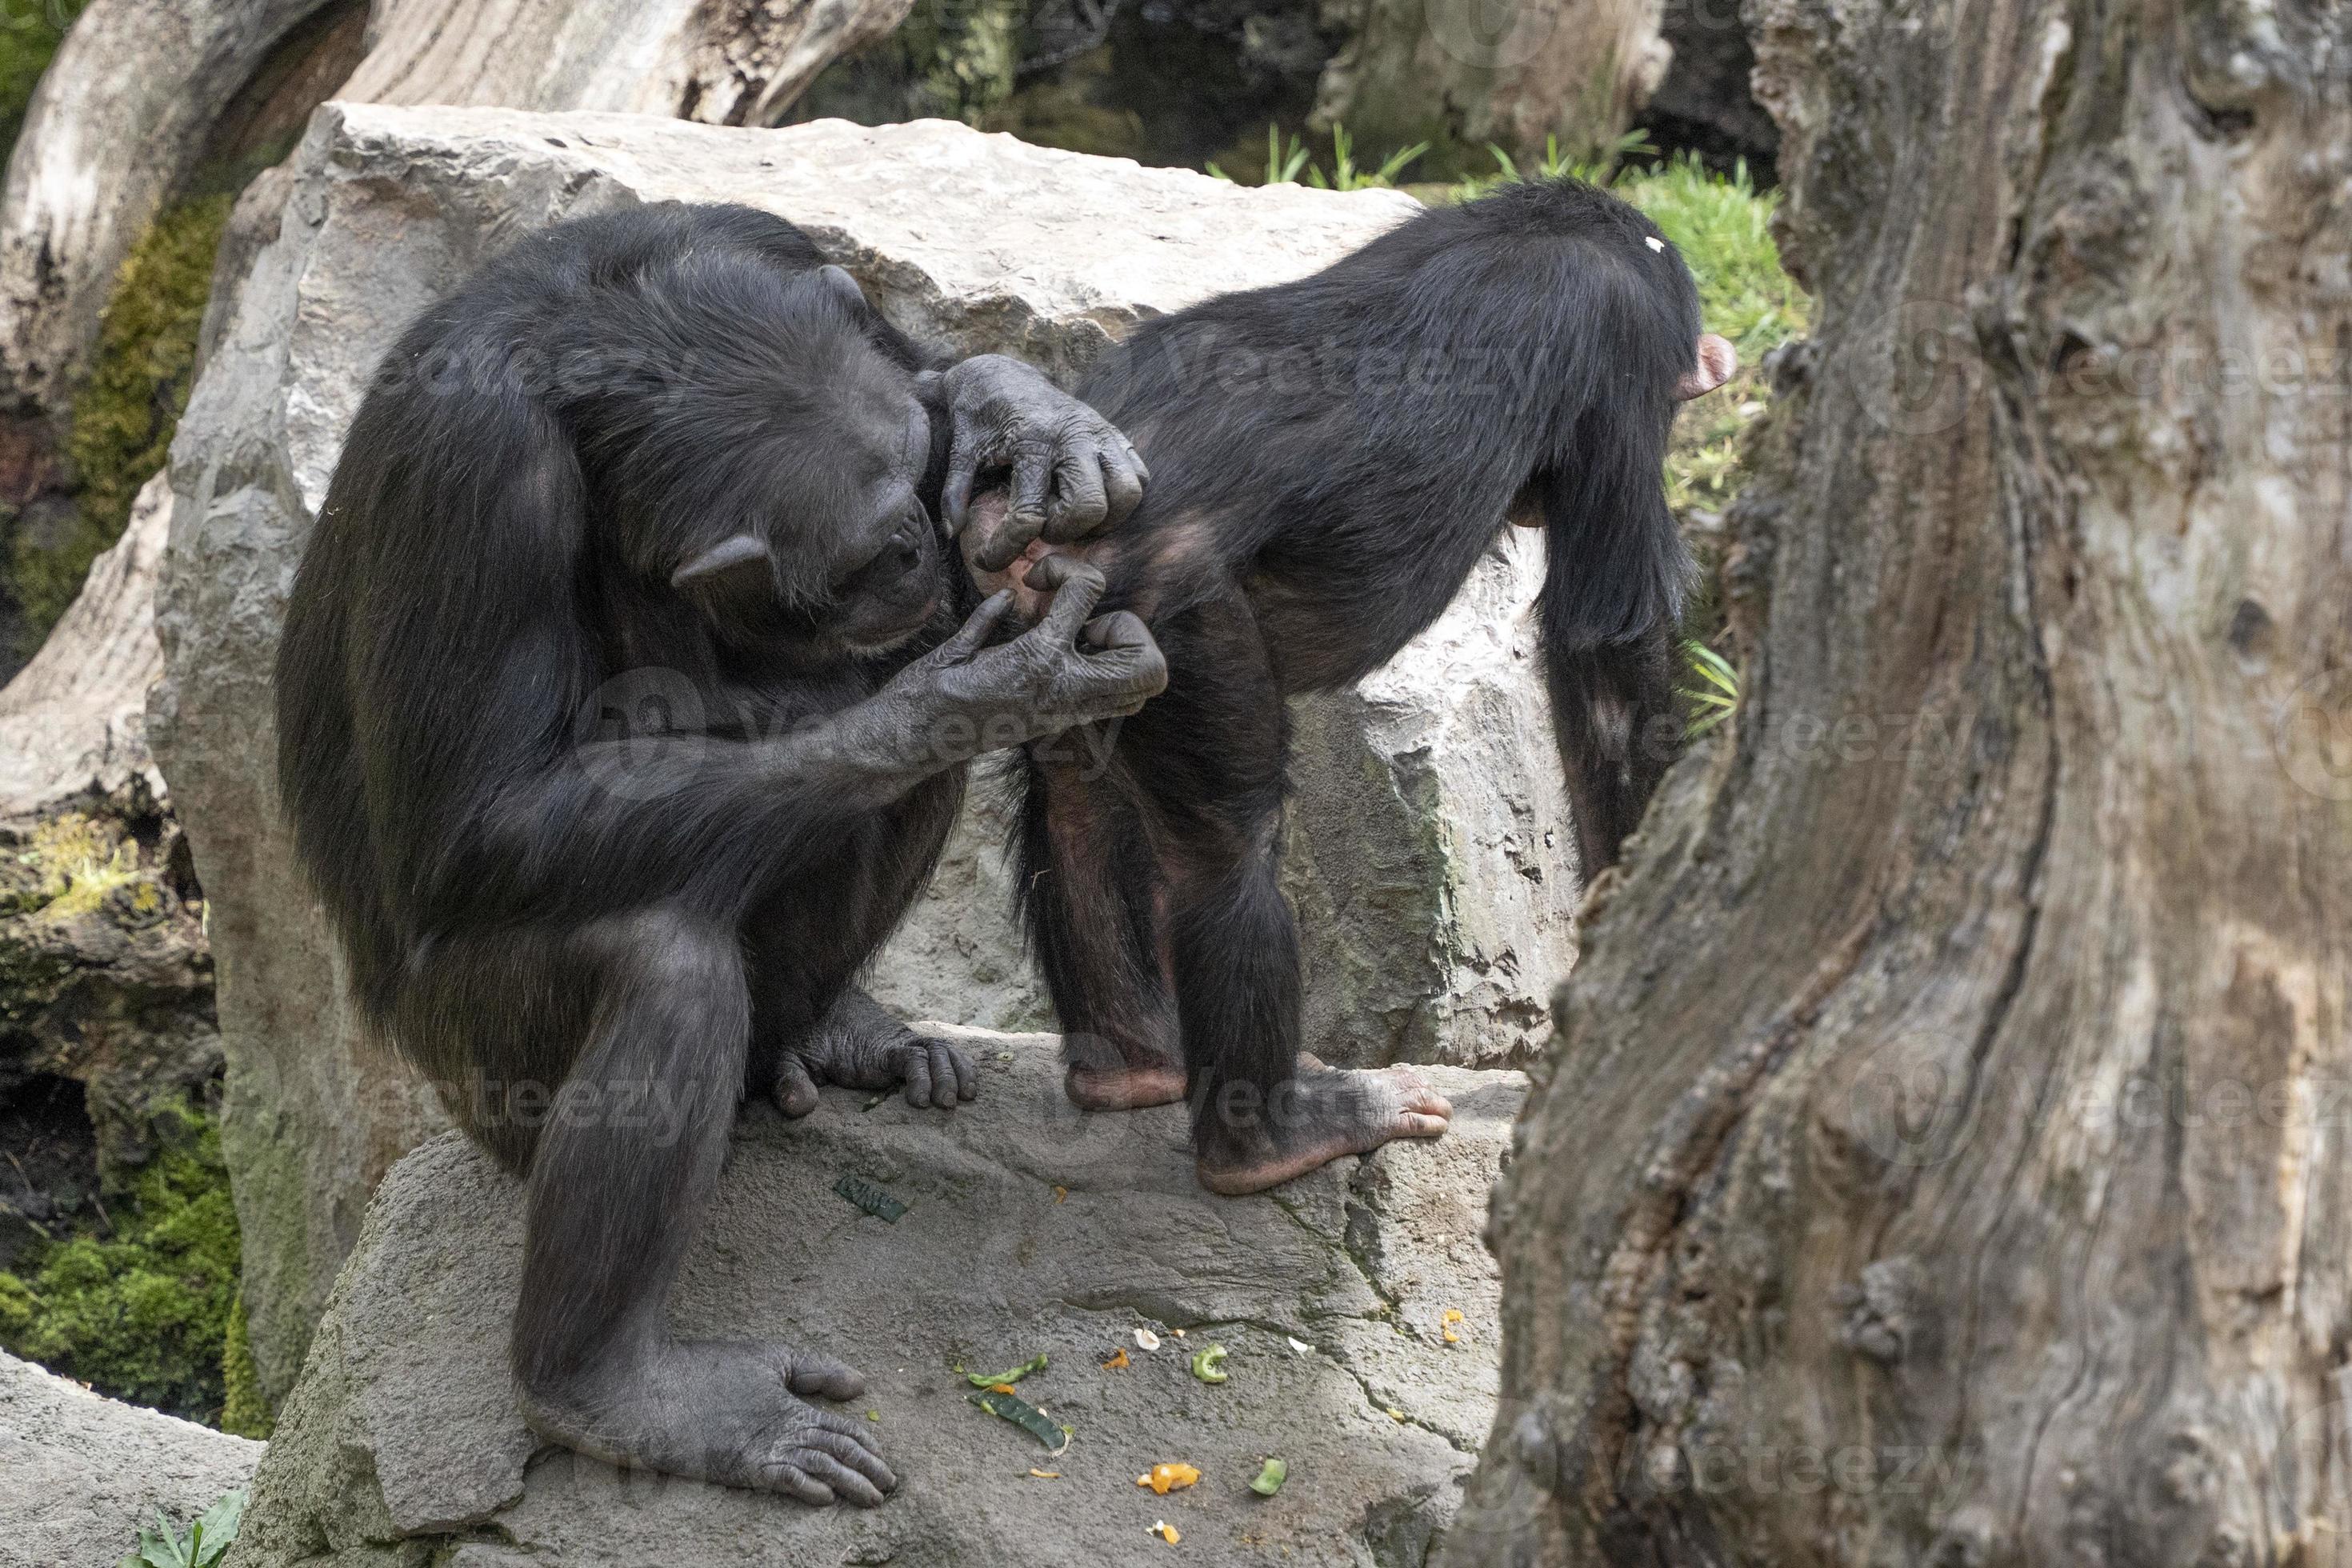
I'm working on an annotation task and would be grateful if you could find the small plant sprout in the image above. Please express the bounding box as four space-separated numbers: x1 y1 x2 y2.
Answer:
119 1489 246 1568
1682 641 1741 738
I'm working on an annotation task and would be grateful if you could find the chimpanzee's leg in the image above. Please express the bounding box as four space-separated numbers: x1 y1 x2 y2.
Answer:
1133 588 1454 1194
506 906 895 1501
742 774 977 1116
1018 741 1187 1109
1546 616 1683 876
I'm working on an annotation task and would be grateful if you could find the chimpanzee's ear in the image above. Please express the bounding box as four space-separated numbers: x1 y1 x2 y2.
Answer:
814 264 869 316
671 534 776 614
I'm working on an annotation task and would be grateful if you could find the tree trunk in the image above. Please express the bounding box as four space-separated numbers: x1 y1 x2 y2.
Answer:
0 0 341 413
1446 0 2352 1558
342 0 915 124
1313 0 1670 171
0 0 913 418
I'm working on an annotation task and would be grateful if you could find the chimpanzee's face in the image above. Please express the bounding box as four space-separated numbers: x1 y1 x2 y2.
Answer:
634 301 947 662
802 395 944 655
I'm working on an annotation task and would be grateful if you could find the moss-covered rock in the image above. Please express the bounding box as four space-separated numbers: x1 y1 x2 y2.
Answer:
218 1294 274 1438
0 1105 243 1424
0 784 218 1180
10 194 230 657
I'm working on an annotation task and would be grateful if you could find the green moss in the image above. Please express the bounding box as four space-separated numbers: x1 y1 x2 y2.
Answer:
0 1105 244 1423
12 193 230 656
218 1294 274 1438
0 0 78 168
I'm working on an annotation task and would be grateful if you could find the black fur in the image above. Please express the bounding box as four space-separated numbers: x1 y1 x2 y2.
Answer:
276 202 1159 1497
1017 177 1705 1171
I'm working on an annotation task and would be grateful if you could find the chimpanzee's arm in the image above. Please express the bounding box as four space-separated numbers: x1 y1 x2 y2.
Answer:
422 560 1163 934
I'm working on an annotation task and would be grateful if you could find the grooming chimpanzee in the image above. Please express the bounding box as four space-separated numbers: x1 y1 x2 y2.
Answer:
968 177 1738 1194
276 203 1162 1498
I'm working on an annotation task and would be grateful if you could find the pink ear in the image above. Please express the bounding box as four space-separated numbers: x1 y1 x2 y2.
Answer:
1676 334 1738 401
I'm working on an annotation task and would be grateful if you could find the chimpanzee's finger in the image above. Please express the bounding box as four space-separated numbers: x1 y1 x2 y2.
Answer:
799 1450 888 1509
1042 446 1110 542
784 1349 869 1400
1080 609 1154 654
926 1042 962 1110
1081 612 1168 697
759 1462 835 1506
1027 554 1107 638
1098 442 1146 530
773 1056 821 1120
946 1040 978 1101
902 1045 937 1108
1007 443 1055 530
937 590 1014 662
940 409 990 537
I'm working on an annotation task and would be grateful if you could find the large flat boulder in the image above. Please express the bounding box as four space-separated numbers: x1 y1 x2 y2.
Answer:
154 103 1577 1398
226 1034 1524 1567
0 1349 262 1568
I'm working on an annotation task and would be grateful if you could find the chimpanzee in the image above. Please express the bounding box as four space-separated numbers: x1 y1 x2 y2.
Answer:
966 177 1738 1194
275 202 1163 1500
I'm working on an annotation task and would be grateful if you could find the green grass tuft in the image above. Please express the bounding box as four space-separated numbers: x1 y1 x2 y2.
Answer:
1616 155 1808 360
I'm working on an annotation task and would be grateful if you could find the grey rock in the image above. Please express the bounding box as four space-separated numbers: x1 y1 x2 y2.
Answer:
225 1034 1523 1568
0 1350 262 1568
154 104 1574 1397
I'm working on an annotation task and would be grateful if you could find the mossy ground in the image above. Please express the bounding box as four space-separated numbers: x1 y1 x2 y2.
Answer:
0 1103 254 1428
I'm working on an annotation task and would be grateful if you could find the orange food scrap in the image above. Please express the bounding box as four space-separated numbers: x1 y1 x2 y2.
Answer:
1029 1469 1062 1479
1102 1348 1130 1370
988 1382 1019 1394
1054 1186 1069 1203
1136 1462 1202 1495
1151 1521 1182 1544
1442 1306 1466 1344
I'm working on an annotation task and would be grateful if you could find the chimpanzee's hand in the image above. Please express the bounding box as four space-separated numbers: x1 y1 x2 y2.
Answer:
934 354 1148 571
898 558 1167 750
773 989 976 1116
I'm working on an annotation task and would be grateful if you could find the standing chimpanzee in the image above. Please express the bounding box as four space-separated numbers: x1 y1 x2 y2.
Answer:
275 203 1164 1500
966 177 1737 1194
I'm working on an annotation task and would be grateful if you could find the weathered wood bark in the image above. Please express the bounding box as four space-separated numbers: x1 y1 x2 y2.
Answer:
1314 0 1670 169
343 0 915 124
0 468 167 817
0 0 342 412
0 0 912 418
1446 0 2352 1558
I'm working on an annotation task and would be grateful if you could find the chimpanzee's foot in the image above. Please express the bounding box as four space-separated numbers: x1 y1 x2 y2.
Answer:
1064 1052 1328 1112
1194 1066 1452 1195
773 988 978 1117
518 1338 896 1504
1065 1058 1189 1110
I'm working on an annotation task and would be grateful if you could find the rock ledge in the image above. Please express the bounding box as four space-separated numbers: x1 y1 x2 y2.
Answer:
227 1031 1522 1568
